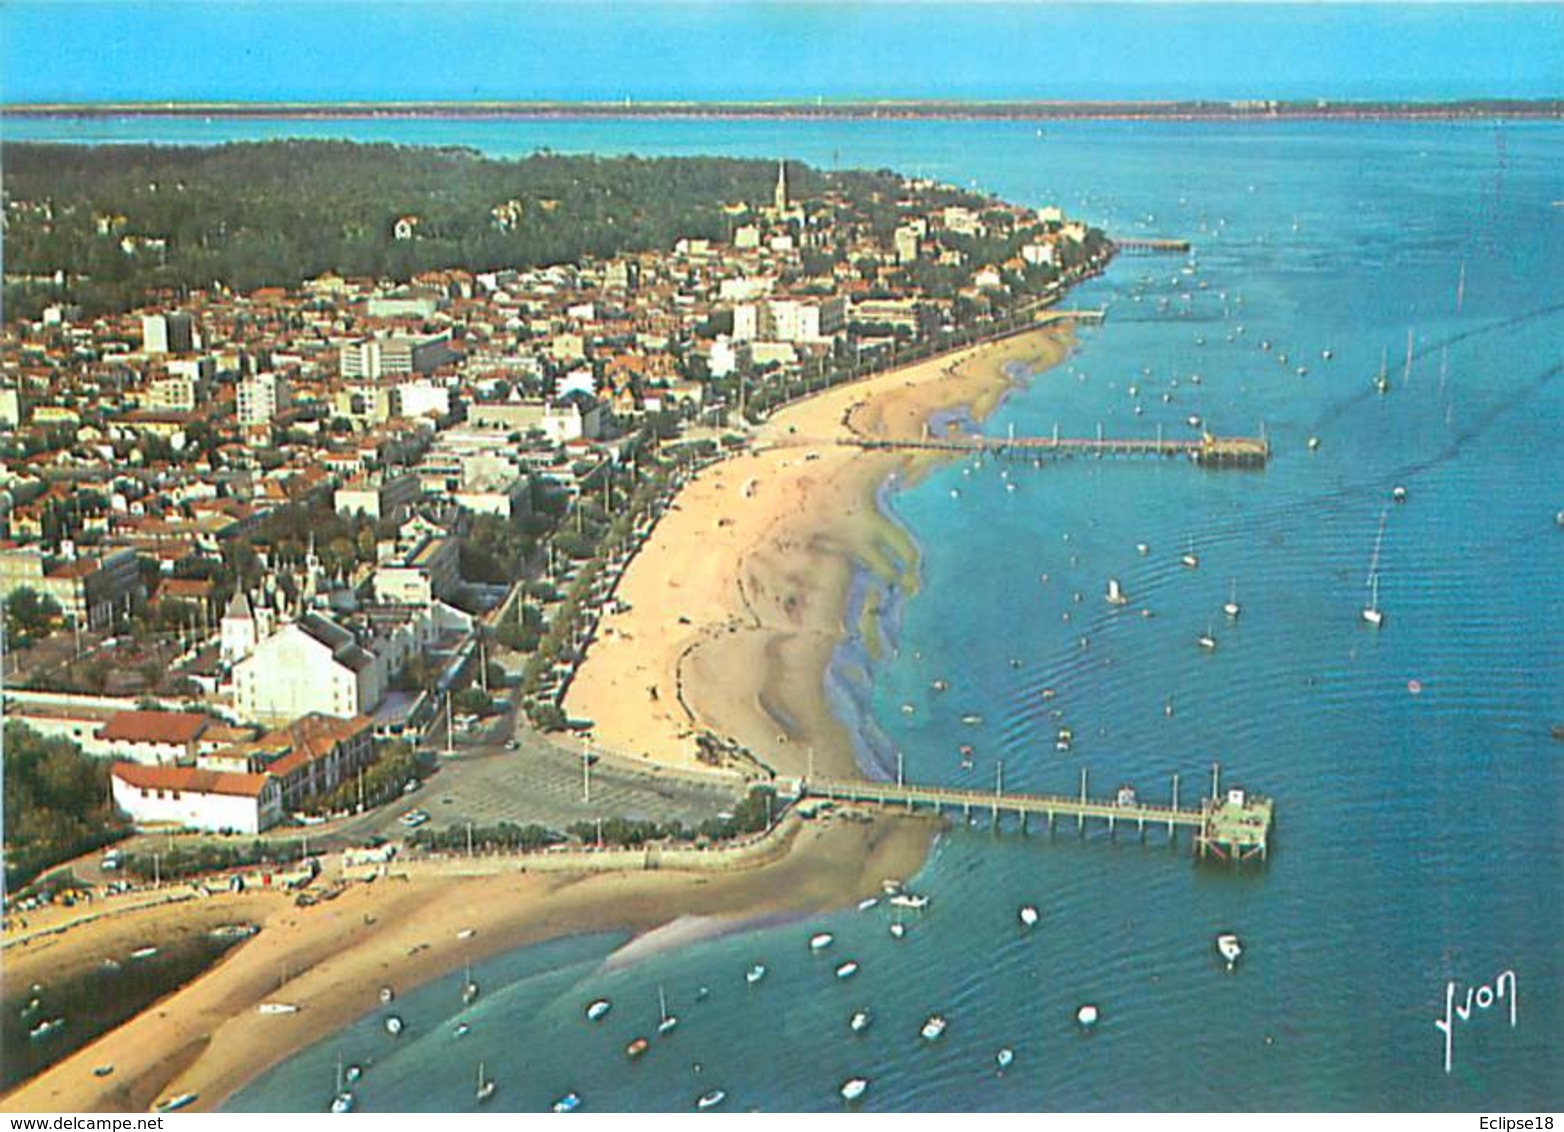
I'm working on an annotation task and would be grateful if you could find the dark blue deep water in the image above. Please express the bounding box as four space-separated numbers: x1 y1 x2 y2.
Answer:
14 114 1558 1111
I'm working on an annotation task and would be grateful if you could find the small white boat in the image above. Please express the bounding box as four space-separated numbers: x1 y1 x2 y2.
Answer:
457 927 477 940
850 1009 872 1034
453 1022 471 1038
658 985 678 1034
384 1015 404 1036
996 1047 1015 1072
1018 905 1040 928
889 893 929 910
746 964 767 985
835 961 859 980
1363 508 1388 628
552 1092 582 1113
960 713 983 726
920 1015 948 1042
1106 577 1129 606
931 678 949 692
888 922 907 940
1076 1004 1100 1029
476 1061 496 1104
331 1092 355 1114
696 1089 727 1110
462 965 479 1005
1307 435 1321 451
28 1017 65 1040
840 1077 869 1103
1182 550 1200 569
379 986 395 1004
857 896 879 911
130 946 159 960
93 1065 114 1078
344 1065 362 1085
1216 932 1244 969
1197 628 1218 651
1055 727 1073 752
1223 579 1241 619
257 1002 299 1015
1136 542 1150 556
585 998 612 1021
1392 485 1407 503
810 932 835 951
154 1094 199 1113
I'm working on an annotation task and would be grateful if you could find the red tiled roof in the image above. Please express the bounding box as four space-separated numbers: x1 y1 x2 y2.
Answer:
112 762 269 799
99 710 210 745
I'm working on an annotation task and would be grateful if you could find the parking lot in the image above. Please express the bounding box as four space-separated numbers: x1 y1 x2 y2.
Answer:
330 724 745 847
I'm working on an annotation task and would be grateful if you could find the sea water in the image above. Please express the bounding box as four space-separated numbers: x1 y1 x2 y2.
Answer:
16 115 1558 1111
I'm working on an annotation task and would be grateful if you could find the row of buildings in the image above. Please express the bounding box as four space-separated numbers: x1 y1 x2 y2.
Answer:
2 162 1102 836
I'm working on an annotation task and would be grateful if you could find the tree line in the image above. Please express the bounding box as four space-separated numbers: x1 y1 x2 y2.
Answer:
2 140 906 321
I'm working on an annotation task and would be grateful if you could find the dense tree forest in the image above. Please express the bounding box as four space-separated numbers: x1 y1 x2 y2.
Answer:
1 140 915 321
3 724 129 891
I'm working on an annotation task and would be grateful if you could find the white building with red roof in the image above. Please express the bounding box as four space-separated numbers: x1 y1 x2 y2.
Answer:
110 763 282 835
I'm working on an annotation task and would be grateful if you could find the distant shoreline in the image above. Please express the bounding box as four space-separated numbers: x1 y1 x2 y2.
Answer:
5 98 1562 122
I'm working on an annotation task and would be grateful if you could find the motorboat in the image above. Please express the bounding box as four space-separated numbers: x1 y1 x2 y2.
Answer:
920 1015 948 1041
1363 507 1388 628
585 998 612 1021
889 893 929 910
384 1015 404 1036
696 1090 727 1110
835 961 860 980
1055 727 1073 752
625 1037 649 1059
475 1062 496 1104
379 986 395 1004
960 713 983 727
462 967 480 1005
1392 485 1407 503
857 897 879 911
840 1078 869 1103
1106 577 1129 606
888 922 907 940
657 986 678 1034
552 1092 582 1113
1076 1004 1100 1029
810 932 834 951
1018 905 1040 928
28 1017 64 1040
1216 932 1244 970
850 1009 872 1034
996 1047 1015 1072
257 1002 299 1015
1223 580 1241 619
1197 627 1218 651
453 1022 471 1039
154 1094 198 1113
746 964 767 985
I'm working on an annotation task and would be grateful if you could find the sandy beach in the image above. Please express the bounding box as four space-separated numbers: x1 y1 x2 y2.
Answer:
3 324 1074 1115
2 806 938 1113
568 326 1075 781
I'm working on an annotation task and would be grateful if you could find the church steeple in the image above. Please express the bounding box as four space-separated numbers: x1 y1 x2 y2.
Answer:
774 160 788 213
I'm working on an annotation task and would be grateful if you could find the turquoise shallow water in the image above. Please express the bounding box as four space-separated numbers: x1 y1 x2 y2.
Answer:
15 115 1558 1111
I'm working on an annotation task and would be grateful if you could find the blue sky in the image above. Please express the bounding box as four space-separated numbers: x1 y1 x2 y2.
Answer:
1 2 1559 104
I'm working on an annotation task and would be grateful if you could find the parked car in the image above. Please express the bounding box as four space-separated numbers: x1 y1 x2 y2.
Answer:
399 809 430 828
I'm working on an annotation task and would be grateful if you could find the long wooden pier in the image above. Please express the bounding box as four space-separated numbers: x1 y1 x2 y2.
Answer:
843 429 1269 468
799 766 1273 863
1113 237 1192 254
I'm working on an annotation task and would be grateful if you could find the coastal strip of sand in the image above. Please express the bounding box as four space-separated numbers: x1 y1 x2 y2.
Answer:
566 325 1074 782
1 806 938 1114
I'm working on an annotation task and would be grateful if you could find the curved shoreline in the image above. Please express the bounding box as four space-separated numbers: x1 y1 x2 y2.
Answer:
567 325 1076 784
